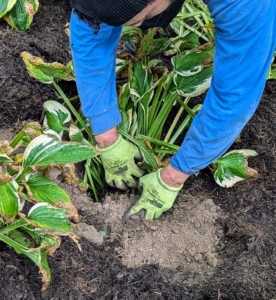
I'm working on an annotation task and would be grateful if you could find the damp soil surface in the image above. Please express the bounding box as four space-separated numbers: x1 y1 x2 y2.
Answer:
1 1 276 299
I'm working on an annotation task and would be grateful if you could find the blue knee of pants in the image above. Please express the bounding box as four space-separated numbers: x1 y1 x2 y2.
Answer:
70 11 122 135
171 0 276 175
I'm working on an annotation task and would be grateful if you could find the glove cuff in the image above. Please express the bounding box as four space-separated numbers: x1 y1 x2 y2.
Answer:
97 134 123 153
156 168 183 192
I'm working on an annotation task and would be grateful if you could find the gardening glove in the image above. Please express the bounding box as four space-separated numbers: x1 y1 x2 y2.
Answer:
99 134 143 190
124 169 183 220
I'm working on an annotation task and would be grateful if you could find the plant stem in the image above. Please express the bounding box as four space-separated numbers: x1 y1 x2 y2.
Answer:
0 219 27 234
16 167 32 182
164 105 184 143
10 131 27 148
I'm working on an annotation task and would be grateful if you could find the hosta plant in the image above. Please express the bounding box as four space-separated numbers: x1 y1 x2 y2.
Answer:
0 0 39 30
20 22 257 193
0 122 98 291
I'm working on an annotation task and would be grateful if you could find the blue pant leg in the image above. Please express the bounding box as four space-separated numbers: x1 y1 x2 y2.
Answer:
70 11 122 135
171 0 276 175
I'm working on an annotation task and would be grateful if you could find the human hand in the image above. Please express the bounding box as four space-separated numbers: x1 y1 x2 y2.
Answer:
99 134 143 190
124 169 183 220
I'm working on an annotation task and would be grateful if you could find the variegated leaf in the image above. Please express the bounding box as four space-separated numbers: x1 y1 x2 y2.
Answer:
0 0 16 18
174 66 213 97
69 125 83 142
214 150 258 188
23 134 98 167
25 174 70 205
28 203 71 233
43 100 71 136
4 0 39 30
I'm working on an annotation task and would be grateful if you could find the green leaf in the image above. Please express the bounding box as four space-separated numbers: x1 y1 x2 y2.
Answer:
0 153 13 163
21 51 53 84
0 0 16 18
99 231 106 236
8 229 32 248
139 28 166 57
23 134 98 167
130 60 153 99
43 100 71 135
213 150 258 188
28 203 71 233
174 66 213 97
118 129 159 169
31 58 75 81
172 47 214 76
69 125 83 142
116 58 129 74
0 180 20 219
4 0 39 30
25 174 70 205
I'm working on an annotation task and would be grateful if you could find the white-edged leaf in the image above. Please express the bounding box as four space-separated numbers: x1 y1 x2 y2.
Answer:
4 0 39 30
174 66 212 97
0 153 13 163
116 58 129 74
0 0 16 18
172 47 214 76
69 124 83 142
28 203 71 233
214 149 258 188
43 100 71 135
43 129 62 141
23 134 98 167
130 60 153 99
25 174 70 205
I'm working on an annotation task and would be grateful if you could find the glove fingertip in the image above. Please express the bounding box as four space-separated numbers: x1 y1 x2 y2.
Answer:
122 208 140 221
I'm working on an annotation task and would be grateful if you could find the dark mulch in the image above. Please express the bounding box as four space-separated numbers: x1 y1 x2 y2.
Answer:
1 0 276 299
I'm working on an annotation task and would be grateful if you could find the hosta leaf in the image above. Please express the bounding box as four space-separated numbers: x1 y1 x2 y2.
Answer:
25 174 70 205
172 47 214 76
174 66 213 97
0 233 51 291
28 57 75 81
0 180 20 219
130 60 153 99
137 27 166 58
134 139 159 169
28 203 71 233
0 0 16 18
8 229 32 248
213 150 258 188
69 125 83 142
4 0 39 30
43 100 71 135
21 51 53 84
23 134 98 167
0 153 13 163
116 58 129 74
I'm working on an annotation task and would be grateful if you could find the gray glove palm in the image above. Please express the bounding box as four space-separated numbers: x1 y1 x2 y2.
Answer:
99 134 143 190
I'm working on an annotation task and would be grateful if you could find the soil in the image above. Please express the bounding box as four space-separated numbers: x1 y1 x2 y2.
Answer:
1 1 276 299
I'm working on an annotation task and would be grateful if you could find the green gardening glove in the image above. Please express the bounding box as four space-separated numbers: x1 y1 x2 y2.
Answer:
99 134 143 190
124 169 183 220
